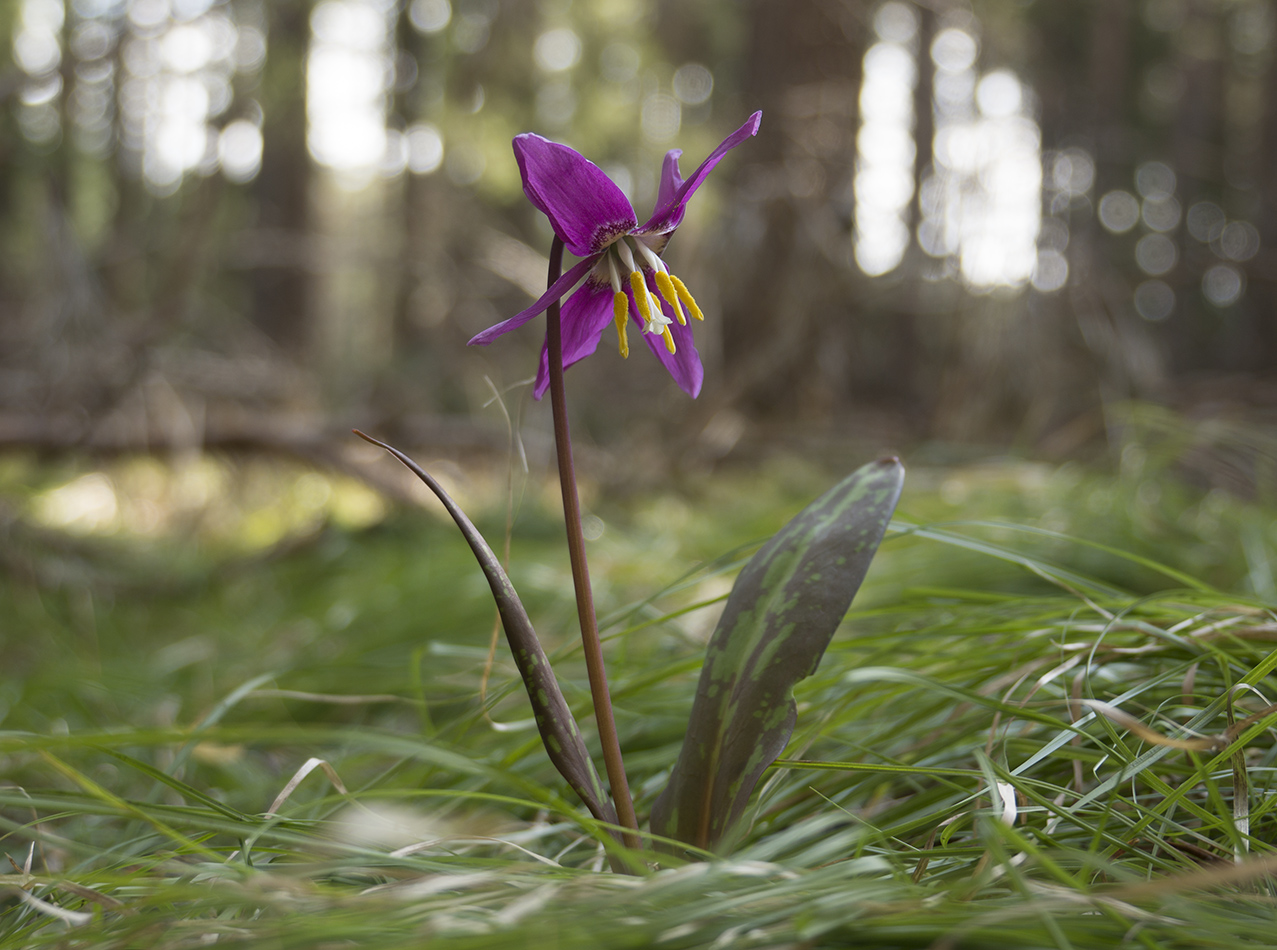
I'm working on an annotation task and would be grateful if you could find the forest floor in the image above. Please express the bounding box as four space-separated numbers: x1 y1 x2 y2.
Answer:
2 404 1277 949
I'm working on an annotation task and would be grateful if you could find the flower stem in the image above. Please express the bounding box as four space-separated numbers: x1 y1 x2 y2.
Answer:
544 236 641 851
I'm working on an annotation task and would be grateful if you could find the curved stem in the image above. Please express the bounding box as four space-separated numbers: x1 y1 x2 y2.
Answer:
544 236 641 850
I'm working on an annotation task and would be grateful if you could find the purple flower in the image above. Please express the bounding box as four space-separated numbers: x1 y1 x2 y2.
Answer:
468 112 762 399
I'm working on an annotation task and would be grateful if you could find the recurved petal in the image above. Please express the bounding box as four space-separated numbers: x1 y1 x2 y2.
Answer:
638 111 762 236
640 300 704 398
650 149 685 229
467 256 599 347
532 279 617 399
514 134 638 257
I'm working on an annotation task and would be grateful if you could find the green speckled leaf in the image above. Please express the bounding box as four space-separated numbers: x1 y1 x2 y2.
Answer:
356 432 618 834
651 458 904 853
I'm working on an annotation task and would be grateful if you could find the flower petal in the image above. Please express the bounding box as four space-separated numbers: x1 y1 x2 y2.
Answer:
637 111 762 236
467 256 599 347
532 280 618 399
638 295 704 398
652 149 685 224
513 134 638 257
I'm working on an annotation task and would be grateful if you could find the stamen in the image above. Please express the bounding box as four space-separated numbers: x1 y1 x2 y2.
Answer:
661 325 676 354
653 271 686 325
669 274 704 322
612 291 630 358
628 271 651 325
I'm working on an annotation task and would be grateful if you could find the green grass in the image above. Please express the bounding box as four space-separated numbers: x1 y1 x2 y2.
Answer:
2 416 1277 948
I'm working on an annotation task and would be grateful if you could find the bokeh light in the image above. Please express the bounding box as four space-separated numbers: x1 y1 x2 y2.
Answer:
1141 195 1181 232
1187 201 1225 242
307 0 395 186
854 2 918 277
407 123 444 174
1135 233 1177 276
1134 279 1175 321
1219 221 1260 262
914 21 1041 289
1032 249 1069 292
534 28 581 72
408 0 450 34
1099 191 1140 233
673 63 713 105
218 119 262 182
14 0 67 146
1135 160 1176 199
1202 264 1245 306
641 93 682 143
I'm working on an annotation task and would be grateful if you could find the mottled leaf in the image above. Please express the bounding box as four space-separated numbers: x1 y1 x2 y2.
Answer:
355 432 619 834
651 457 904 853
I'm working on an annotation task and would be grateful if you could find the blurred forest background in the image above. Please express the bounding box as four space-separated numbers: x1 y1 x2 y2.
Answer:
3 0 1277 478
10 4 1277 941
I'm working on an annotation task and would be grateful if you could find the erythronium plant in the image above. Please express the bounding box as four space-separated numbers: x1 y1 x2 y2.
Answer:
469 113 764 849
361 112 905 865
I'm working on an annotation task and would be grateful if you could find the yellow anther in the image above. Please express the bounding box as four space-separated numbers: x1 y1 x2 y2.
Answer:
612 291 630 358
670 274 704 322
628 271 651 325
653 270 686 325
661 325 676 354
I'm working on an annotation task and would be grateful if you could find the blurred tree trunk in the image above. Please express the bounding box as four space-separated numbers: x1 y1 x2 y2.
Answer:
390 8 452 410
251 0 313 355
907 4 933 251
1172 3 1223 200
1170 2 1226 373
715 0 869 422
1088 0 1132 194
1068 0 1165 407
391 5 421 360
1252 0 1277 374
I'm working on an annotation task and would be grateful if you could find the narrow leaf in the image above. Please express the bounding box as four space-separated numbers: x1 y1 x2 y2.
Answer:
354 431 619 833
651 457 904 853
105 750 255 823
